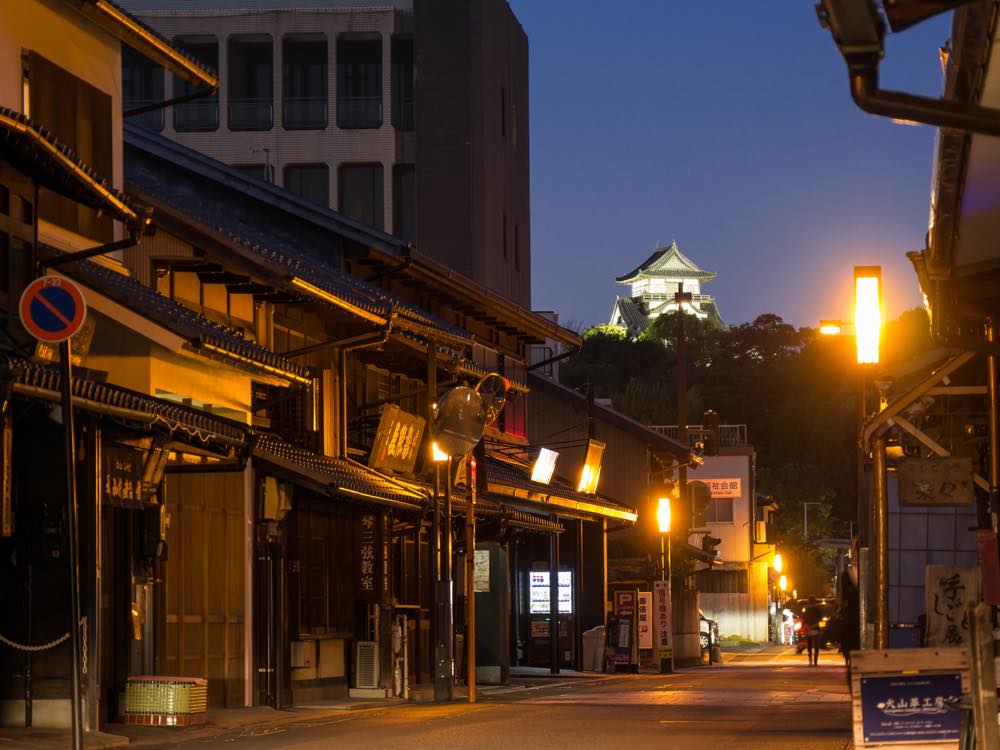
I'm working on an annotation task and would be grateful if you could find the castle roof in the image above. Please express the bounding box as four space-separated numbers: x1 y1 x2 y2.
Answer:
616 241 716 284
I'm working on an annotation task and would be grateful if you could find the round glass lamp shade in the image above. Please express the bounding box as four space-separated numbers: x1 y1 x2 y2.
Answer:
431 386 488 457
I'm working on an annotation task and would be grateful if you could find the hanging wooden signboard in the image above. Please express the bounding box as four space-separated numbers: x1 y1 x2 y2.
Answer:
897 457 974 507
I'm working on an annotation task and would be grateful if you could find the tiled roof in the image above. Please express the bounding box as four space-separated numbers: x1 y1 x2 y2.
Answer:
2 353 249 448
483 450 638 523
38 246 311 384
123 124 471 345
416 481 564 534
0 107 143 230
616 241 716 283
68 0 217 89
253 435 428 510
611 296 649 337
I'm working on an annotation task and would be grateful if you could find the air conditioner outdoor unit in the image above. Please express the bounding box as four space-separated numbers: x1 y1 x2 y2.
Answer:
355 640 380 689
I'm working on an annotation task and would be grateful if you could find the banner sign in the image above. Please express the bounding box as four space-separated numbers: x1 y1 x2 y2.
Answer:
898 457 974 507
859 673 963 745
606 589 638 670
705 478 741 498
924 565 980 647
356 511 385 603
368 404 425 473
474 549 490 593
653 579 673 664
637 592 653 650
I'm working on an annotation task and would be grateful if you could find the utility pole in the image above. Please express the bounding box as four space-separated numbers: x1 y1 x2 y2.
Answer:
675 285 692 526
464 456 477 703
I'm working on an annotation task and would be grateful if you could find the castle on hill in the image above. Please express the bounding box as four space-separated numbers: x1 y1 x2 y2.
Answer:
609 241 725 337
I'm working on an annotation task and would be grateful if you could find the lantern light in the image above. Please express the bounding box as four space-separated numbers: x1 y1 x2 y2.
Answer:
531 448 558 485
657 497 671 534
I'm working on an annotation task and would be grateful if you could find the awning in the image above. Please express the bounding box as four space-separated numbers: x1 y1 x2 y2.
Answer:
253 435 428 511
67 0 217 91
483 452 638 523
443 488 565 534
1 354 249 452
0 107 143 231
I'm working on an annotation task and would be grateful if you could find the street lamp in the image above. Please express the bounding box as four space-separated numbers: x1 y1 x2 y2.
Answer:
773 552 783 574
656 496 673 674
854 266 882 365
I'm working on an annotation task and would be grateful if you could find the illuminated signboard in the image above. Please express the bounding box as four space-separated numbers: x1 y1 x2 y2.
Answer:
529 570 573 614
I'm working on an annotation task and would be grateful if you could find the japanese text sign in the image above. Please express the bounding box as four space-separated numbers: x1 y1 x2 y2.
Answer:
705 478 741 499
368 405 426 474
859 673 962 745
356 511 385 603
898 457 974 507
924 565 980 647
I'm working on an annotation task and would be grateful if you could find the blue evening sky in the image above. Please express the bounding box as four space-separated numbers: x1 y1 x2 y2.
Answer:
509 1 950 329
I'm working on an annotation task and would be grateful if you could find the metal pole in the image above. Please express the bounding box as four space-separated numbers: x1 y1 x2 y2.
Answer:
987 320 1000 533
60 340 83 750
432 461 450 701
871 435 889 650
574 519 583 672
464 456 476 703
549 519 560 675
675 286 689 529
444 457 453 690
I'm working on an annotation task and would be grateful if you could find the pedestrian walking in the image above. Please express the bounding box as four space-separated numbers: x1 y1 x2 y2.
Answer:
802 596 823 666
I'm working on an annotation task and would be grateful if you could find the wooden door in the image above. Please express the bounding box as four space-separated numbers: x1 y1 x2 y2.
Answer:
164 471 246 707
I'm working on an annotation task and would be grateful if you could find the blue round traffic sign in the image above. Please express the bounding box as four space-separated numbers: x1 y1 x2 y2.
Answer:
19 276 87 344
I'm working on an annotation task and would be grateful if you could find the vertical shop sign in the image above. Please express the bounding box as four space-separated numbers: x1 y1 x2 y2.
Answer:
356 511 384 603
653 579 673 664
637 592 653 650
924 565 980 646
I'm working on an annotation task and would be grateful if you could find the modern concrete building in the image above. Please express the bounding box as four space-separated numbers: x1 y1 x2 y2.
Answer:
118 0 531 307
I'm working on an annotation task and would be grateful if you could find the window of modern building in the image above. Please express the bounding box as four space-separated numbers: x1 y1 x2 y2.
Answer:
229 35 273 131
392 164 415 242
122 45 164 131
706 498 734 523
25 52 113 241
282 35 327 130
390 37 414 131
284 164 329 206
232 164 271 183
337 38 382 129
339 164 383 230
173 36 219 132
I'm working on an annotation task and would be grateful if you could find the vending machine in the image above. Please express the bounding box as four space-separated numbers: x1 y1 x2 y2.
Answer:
526 564 574 667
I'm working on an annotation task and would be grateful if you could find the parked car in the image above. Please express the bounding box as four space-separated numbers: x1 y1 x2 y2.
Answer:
790 597 838 652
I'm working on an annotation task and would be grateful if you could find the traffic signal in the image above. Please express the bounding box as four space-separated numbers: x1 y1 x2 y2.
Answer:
702 534 722 558
689 480 711 529
702 410 719 456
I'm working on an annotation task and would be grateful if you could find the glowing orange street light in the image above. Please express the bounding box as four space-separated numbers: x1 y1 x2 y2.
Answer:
773 552 783 574
854 266 882 364
657 497 671 534
779 574 788 592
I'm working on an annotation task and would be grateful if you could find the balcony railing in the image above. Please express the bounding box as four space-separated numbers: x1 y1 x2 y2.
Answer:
282 96 327 130
229 98 274 131
648 424 748 448
638 292 715 303
174 99 219 132
337 97 382 129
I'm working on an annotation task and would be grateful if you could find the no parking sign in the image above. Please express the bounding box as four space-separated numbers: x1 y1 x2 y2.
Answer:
18 275 87 343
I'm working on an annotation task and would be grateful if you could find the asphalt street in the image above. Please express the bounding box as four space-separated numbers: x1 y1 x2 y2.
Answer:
138 648 853 750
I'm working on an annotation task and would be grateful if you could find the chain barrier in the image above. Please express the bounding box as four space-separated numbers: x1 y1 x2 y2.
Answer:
0 617 88 662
